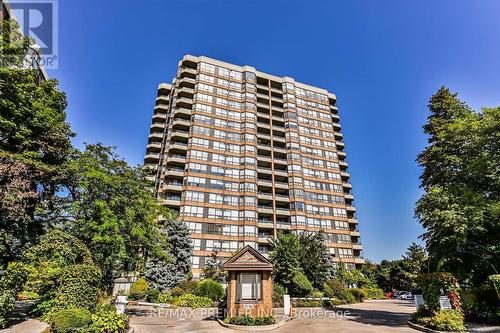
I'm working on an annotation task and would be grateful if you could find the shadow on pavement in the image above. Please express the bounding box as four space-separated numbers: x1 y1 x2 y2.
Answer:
330 303 413 328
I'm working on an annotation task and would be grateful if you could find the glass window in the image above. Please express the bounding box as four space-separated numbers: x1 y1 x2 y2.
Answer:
237 273 262 301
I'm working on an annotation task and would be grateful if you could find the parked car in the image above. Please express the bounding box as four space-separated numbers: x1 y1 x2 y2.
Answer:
399 292 414 300
391 291 403 299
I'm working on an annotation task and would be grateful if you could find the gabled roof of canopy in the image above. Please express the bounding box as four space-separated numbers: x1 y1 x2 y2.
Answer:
223 245 273 271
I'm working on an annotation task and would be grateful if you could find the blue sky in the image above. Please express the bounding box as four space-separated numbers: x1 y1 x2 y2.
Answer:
48 0 500 262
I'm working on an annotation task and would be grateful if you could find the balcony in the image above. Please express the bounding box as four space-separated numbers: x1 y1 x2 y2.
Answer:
352 243 363 250
354 257 366 264
171 130 189 139
165 168 184 177
163 182 182 191
257 206 274 215
275 208 290 216
177 86 194 97
176 97 193 108
257 191 273 200
150 122 164 131
169 141 188 151
146 142 162 150
174 107 191 117
152 113 167 122
167 154 186 164
350 230 361 237
274 194 289 202
344 193 354 201
148 132 163 140
144 153 159 162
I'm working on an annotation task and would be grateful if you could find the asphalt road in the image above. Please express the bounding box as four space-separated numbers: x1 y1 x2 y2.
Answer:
129 299 417 333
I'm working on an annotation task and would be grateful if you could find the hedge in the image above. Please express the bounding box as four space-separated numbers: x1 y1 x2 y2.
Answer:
49 308 92 333
52 264 101 312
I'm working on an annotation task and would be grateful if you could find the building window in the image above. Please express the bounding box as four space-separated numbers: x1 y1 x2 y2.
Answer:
237 273 262 302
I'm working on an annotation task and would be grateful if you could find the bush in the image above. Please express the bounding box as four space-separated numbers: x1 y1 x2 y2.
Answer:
417 273 461 312
177 280 199 295
293 299 323 307
172 294 212 308
128 278 148 301
49 308 92 333
432 310 465 331
412 308 465 331
91 310 128 333
145 288 160 303
290 271 313 296
224 315 275 326
349 288 367 303
170 287 183 297
158 292 173 304
52 264 101 312
196 279 224 301
324 279 356 304
0 291 16 328
273 284 287 307
17 291 40 301
363 287 385 299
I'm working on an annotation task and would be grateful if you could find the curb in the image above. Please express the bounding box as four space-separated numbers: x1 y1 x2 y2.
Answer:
216 317 292 331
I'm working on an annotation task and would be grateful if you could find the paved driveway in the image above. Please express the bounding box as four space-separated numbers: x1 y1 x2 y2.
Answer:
129 300 417 333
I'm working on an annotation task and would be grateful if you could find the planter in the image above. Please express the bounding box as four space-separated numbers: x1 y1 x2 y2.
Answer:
216 317 292 331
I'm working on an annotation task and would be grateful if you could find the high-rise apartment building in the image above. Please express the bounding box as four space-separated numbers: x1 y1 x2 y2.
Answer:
144 55 364 275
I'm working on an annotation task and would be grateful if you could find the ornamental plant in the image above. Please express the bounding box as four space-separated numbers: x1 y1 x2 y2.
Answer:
417 272 462 312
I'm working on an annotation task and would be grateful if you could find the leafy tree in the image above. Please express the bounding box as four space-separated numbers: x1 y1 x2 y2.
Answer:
269 232 300 290
201 251 227 283
144 218 192 291
298 231 335 290
415 87 500 285
65 144 169 287
0 20 74 266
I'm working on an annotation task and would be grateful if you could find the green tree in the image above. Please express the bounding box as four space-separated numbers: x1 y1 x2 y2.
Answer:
269 232 300 290
65 144 169 287
201 251 227 283
415 87 500 285
298 231 334 289
144 218 192 291
0 19 74 266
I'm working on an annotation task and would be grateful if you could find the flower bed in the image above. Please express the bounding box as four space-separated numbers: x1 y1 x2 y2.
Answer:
224 315 275 326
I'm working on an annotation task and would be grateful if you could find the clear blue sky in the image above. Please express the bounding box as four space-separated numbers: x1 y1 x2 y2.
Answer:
48 0 500 263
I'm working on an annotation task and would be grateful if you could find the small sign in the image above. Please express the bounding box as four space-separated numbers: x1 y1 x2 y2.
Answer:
283 295 291 317
244 304 254 310
414 295 424 309
439 296 452 309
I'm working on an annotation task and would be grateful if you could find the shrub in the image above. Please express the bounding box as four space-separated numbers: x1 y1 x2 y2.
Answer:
273 284 287 307
95 303 116 313
225 315 275 326
128 278 148 301
323 279 356 304
432 310 465 331
52 264 101 312
17 291 40 301
145 288 160 303
363 287 385 299
91 311 128 333
196 279 224 301
349 288 367 303
170 286 184 297
412 308 465 331
0 291 16 328
172 294 212 308
158 292 173 304
290 271 313 296
49 308 92 333
177 280 199 295
293 299 323 307
417 273 461 312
